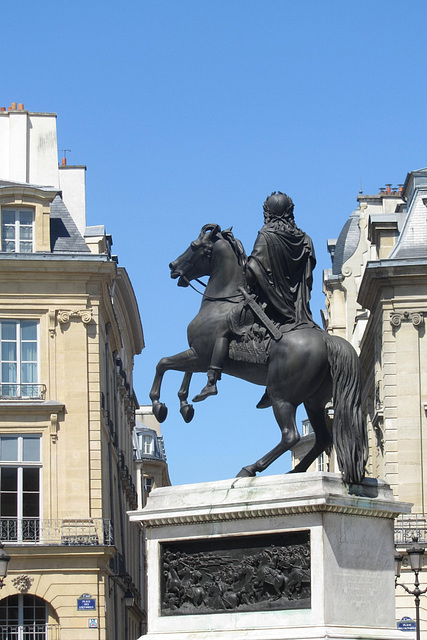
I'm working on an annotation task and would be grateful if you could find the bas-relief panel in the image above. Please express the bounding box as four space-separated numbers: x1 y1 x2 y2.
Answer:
161 531 310 616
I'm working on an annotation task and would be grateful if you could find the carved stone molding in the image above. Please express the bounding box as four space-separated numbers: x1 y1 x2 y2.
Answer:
12 574 33 593
57 309 93 325
48 309 56 337
342 265 352 277
390 311 424 328
50 413 59 442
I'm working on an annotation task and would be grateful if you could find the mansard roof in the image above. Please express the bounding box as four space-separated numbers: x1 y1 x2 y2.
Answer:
50 195 90 253
331 209 360 275
390 169 427 261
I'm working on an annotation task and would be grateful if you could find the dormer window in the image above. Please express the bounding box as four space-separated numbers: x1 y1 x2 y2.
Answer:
1 208 34 253
142 434 154 455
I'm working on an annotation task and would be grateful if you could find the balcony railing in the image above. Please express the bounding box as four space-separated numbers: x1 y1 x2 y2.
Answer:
0 384 46 400
0 624 59 639
0 518 114 546
395 514 427 546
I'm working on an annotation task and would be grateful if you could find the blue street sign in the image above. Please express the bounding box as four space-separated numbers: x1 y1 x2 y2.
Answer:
77 598 96 611
397 617 416 632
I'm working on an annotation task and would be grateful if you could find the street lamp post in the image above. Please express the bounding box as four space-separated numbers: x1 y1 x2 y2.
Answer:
395 537 427 640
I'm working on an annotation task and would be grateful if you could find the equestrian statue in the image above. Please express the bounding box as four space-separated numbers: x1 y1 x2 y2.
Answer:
150 192 368 484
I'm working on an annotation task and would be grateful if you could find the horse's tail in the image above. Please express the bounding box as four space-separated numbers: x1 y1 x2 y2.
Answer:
323 332 368 484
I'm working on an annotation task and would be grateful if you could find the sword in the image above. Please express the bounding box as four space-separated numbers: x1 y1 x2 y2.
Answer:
237 286 282 341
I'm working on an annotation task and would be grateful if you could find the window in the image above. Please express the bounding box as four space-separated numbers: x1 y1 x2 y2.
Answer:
142 434 153 455
302 419 314 437
316 452 325 472
0 594 49 639
143 476 154 495
1 208 34 253
0 435 41 542
136 432 154 457
0 320 40 399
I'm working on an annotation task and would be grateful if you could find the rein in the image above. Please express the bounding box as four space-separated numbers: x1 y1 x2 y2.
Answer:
181 276 244 302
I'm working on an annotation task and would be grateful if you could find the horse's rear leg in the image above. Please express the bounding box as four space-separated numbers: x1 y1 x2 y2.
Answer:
178 373 194 423
289 406 333 474
236 400 300 477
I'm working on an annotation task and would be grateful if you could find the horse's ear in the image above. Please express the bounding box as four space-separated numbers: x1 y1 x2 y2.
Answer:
199 223 221 241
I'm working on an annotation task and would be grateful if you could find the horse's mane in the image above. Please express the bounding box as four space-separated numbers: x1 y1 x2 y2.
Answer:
221 227 247 269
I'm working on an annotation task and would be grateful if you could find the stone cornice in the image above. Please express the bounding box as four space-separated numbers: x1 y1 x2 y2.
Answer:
129 473 410 528
358 259 427 311
130 500 407 528
0 400 64 415
0 184 58 204
0 253 110 263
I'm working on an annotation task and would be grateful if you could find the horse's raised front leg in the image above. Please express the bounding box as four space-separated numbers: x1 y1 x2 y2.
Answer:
149 348 200 423
178 372 194 423
236 400 300 477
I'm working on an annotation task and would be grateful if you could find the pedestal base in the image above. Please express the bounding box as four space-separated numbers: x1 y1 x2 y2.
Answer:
129 472 411 640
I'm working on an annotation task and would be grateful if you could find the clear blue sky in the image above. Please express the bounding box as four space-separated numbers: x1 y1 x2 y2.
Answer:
4 0 427 485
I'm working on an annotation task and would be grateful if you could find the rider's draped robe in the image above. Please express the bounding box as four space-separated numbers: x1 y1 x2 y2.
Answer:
246 218 318 331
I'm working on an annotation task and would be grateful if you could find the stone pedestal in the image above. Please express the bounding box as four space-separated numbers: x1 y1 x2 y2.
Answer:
130 472 411 640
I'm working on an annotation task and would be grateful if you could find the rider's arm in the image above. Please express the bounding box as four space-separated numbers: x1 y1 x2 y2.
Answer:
244 258 257 292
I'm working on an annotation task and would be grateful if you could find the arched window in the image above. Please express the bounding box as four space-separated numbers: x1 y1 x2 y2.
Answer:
0 594 52 639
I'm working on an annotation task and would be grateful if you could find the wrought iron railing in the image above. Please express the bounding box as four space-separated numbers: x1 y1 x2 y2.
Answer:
0 518 114 546
395 514 427 546
0 383 46 400
0 624 59 639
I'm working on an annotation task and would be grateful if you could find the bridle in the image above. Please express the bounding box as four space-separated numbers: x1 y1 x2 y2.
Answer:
180 274 244 302
176 229 245 302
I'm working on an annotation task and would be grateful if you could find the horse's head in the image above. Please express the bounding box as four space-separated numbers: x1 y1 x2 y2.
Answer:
169 223 221 287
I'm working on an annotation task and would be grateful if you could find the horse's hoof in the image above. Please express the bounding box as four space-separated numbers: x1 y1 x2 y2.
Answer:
180 404 194 423
236 466 256 478
153 402 168 423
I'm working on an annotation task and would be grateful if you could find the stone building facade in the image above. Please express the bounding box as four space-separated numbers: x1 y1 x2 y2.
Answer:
293 172 427 632
0 103 146 639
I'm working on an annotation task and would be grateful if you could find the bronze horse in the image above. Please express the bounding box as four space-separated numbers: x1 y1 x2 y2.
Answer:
150 224 367 484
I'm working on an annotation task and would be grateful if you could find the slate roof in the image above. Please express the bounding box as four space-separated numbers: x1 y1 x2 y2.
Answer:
50 195 90 253
390 170 427 261
332 210 360 275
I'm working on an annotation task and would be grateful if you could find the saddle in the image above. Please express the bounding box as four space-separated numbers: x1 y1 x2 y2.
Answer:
229 329 271 365
228 299 278 365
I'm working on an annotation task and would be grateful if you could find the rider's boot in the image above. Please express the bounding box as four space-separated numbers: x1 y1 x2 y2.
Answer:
256 389 272 409
192 366 222 402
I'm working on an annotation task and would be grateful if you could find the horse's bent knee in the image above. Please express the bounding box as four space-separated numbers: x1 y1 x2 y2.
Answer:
156 357 169 374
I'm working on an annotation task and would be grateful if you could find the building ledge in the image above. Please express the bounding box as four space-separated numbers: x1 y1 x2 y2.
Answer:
0 400 64 415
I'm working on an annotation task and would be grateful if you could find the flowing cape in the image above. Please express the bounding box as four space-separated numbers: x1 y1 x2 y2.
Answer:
247 222 317 331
